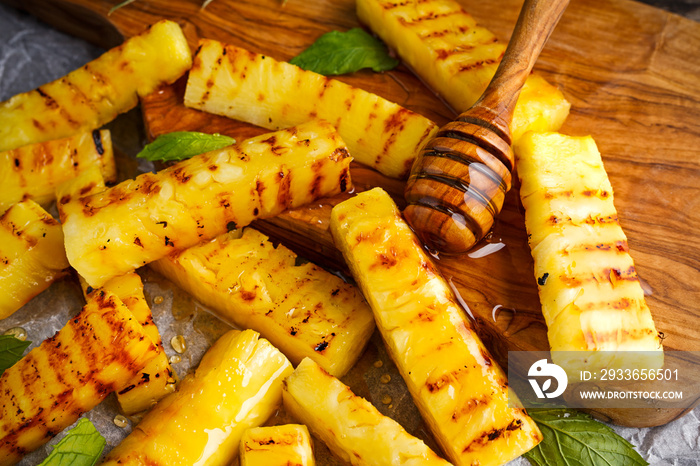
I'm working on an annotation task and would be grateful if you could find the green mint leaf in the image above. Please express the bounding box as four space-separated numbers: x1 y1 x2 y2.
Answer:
136 132 236 162
39 417 106 466
109 0 138 15
524 409 648 466
290 28 399 76
0 335 31 376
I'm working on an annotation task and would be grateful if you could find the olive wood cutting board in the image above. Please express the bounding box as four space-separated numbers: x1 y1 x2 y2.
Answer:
3 0 699 429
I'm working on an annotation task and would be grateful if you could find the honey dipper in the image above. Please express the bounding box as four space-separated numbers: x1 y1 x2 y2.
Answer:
404 0 569 254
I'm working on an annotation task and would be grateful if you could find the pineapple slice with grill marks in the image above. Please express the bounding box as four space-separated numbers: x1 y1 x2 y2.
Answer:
515 132 662 371
0 20 192 152
184 39 438 179
0 199 69 319
149 227 374 377
0 129 115 212
62 120 352 287
0 290 160 466
283 357 450 466
82 275 178 415
57 164 178 414
330 188 542 466
240 425 315 466
356 0 570 142
102 329 293 466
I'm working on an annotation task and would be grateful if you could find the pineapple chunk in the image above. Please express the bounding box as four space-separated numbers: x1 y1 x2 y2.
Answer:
102 329 293 466
62 120 352 287
283 358 450 466
55 164 108 224
0 290 159 466
184 39 438 179
0 20 192 152
356 0 570 142
330 188 542 466
150 227 374 377
0 199 69 319
514 132 662 371
83 275 178 415
240 425 315 466
0 130 116 212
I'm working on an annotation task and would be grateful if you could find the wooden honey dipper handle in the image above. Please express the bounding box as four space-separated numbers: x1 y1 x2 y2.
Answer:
404 0 569 254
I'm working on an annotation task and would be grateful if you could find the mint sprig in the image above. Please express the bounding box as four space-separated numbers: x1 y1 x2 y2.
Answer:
39 417 106 466
524 409 647 466
290 28 399 76
0 334 31 376
136 131 236 162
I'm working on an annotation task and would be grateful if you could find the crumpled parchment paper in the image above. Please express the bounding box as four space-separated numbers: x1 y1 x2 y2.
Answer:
1 3 698 465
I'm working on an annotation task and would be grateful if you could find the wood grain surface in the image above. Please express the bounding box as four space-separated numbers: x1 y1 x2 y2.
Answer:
3 0 699 429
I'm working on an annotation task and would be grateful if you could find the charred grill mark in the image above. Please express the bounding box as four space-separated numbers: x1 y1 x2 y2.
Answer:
36 87 59 110
118 384 136 395
32 119 45 131
172 167 191 183
451 395 490 421
543 190 573 199
560 265 638 288
92 130 104 155
256 179 266 199
461 418 523 453
79 183 97 196
457 58 500 71
276 169 292 209
314 340 329 352
547 213 619 227
397 10 461 25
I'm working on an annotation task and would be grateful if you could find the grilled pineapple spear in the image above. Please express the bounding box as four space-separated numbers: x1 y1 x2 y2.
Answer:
0 199 70 319
0 290 160 466
283 358 450 466
0 20 191 152
184 39 438 179
240 425 315 466
515 132 662 372
62 120 352 287
0 129 115 212
330 188 542 466
356 0 570 142
58 168 179 414
83 275 178 415
150 227 374 377
102 329 293 466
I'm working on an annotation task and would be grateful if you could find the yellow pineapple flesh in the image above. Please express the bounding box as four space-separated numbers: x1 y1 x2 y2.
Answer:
514 132 662 372
283 357 450 466
101 329 293 466
62 120 353 287
0 20 192 152
150 227 374 377
330 188 542 466
56 163 178 414
240 424 315 466
83 275 178 415
0 130 115 212
0 290 160 466
356 0 570 142
184 39 438 179
0 199 70 319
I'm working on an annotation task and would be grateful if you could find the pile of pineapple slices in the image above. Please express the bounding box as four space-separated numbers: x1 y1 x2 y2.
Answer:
0 0 662 464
